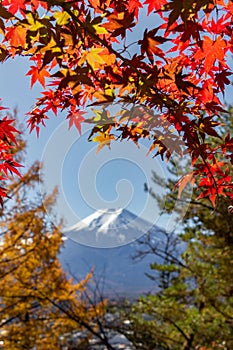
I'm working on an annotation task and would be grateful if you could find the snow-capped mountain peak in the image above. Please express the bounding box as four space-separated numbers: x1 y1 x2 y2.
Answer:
64 208 154 248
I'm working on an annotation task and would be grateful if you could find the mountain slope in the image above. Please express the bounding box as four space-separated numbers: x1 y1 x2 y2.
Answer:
60 208 167 298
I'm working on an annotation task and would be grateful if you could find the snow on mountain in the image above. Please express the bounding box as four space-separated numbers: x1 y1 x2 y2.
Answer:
64 208 155 248
60 208 166 298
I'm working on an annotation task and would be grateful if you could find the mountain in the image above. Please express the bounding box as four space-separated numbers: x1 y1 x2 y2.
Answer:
63 208 156 248
59 208 167 298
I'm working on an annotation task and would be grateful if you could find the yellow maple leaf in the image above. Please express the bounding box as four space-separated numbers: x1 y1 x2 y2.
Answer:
26 13 44 32
53 11 71 25
86 47 106 69
79 47 106 70
92 132 115 153
93 24 108 35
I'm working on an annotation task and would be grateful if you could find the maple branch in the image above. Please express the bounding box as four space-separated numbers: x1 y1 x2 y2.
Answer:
43 0 177 110
49 2 223 192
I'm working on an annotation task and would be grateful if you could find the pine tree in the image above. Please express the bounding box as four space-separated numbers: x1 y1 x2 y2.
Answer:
123 111 233 350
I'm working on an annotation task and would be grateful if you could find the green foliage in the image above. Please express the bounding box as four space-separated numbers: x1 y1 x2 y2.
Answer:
124 111 233 349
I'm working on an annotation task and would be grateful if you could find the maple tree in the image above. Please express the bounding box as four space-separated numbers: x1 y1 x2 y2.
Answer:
0 0 233 207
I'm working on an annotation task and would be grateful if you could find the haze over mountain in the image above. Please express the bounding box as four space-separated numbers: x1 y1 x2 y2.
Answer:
60 208 167 298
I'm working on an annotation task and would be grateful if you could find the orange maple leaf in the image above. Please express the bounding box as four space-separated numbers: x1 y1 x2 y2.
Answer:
30 0 47 10
5 26 27 48
194 35 227 73
175 172 195 199
26 66 50 88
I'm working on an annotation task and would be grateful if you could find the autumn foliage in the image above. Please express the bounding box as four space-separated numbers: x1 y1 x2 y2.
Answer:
0 126 106 349
0 0 233 206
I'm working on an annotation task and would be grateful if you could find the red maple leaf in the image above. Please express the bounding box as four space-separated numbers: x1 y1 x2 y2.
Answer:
173 20 203 43
143 0 167 14
0 157 22 177
2 0 26 16
126 0 143 20
0 186 9 208
67 109 86 134
208 15 231 35
0 117 19 145
215 68 232 92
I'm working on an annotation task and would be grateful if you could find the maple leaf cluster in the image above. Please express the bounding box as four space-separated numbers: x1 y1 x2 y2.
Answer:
0 0 233 207
0 104 21 206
